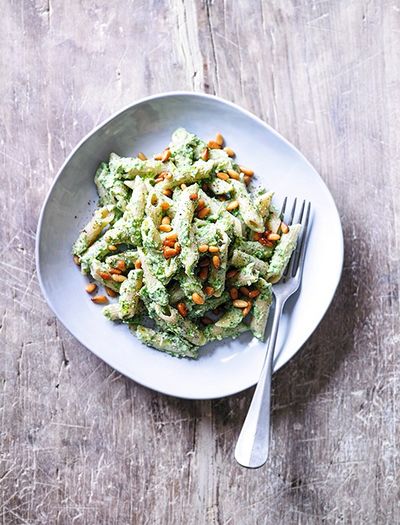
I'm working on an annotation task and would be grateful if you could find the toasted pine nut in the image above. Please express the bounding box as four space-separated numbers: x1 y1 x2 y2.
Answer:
138 152 147 160
174 242 181 254
244 176 251 185
208 246 219 253
73 255 81 265
197 207 211 219
192 292 205 305
85 283 97 294
161 148 171 162
227 269 238 279
163 239 175 248
197 199 206 211
208 140 221 149
226 200 239 211
212 255 220 269
162 189 173 197
159 224 172 232
116 260 126 272
201 148 209 161
204 286 215 296
164 172 173 180
161 216 171 225
108 244 117 251
160 171 169 179
98 271 111 280
227 169 240 180
109 268 122 275
224 146 235 157
216 172 229 181
248 289 260 299
233 299 248 308
91 295 108 304
154 177 164 184
165 232 178 241
177 302 188 317
105 286 118 298
239 286 250 297
267 233 281 241
280 222 289 234
189 193 198 201
242 304 252 316
215 132 224 146
154 153 163 160
198 244 209 253
163 247 177 258
201 316 213 325
239 165 254 176
135 260 142 269
199 257 210 267
160 201 170 211
229 287 239 300
199 267 209 280
112 274 127 283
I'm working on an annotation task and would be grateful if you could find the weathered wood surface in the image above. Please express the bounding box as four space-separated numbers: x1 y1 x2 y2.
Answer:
1 1 399 523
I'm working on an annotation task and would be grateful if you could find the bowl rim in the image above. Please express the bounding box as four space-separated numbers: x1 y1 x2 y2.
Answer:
35 91 344 399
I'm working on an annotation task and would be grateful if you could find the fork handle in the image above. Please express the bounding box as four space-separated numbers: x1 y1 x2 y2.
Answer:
234 296 285 468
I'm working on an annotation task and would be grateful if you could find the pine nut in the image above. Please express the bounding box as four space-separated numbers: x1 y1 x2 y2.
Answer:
154 153 163 160
280 222 289 234
197 207 211 219
85 283 97 294
229 287 239 300
248 290 260 299
161 216 171 225
159 224 172 232
224 147 235 157
192 292 205 305
233 299 248 308
151 194 158 205
227 169 240 180
73 255 81 265
160 203 169 212
161 148 171 162
208 246 219 253
198 244 209 253
162 189 173 197
212 255 220 269
199 267 209 280
181 183 187 190
208 140 221 149
197 199 206 211
201 148 209 161
201 317 213 325
190 193 198 201
116 260 126 272
105 286 118 298
108 245 117 251
267 233 281 241
215 132 224 146
112 274 127 283
239 287 250 297
163 239 175 248
165 232 178 241
163 247 177 258
164 172 173 180
242 304 252 316
226 200 239 211
199 257 210 267
138 152 147 161
135 260 142 269
244 176 251 185
226 269 238 279
216 172 229 181
177 302 188 317
98 271 111 280
109 268 122 275
239 165 254 176
91 295 108 304
174 242 181 254
154 177 164 184
204 286 215 296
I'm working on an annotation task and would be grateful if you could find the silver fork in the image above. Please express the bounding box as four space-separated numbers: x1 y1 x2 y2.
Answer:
235 198 311 469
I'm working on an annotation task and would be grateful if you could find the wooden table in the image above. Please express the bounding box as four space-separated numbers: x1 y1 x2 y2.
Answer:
1 1 399 523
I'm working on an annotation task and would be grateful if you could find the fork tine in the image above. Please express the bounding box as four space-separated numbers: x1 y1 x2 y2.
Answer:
291 201 311 277
279 197 287 219
287 198 297 226
282 198 297 278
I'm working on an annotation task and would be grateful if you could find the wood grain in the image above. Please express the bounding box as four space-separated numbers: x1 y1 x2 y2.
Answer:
1 1 399 523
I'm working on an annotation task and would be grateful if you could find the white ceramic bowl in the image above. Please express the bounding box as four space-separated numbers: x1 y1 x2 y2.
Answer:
36 92 343 399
